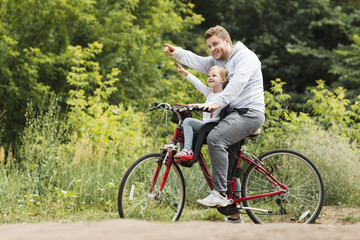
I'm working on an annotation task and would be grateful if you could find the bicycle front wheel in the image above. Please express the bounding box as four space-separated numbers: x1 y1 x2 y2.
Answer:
242 149 324 224
118 153 186 222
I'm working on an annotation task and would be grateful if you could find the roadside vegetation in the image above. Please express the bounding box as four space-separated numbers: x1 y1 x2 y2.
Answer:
1 77 359 223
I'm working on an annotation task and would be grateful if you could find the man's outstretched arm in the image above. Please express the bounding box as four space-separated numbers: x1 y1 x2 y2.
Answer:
163 43 213 74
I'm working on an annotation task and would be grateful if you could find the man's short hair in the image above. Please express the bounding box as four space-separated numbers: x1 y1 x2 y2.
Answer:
205 26 232 43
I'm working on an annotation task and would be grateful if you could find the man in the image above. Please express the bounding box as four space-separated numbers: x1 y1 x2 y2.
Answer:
164 26 265 223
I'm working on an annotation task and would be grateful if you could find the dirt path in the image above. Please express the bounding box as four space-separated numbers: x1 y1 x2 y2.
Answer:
1 220 359 240
0 207 359 240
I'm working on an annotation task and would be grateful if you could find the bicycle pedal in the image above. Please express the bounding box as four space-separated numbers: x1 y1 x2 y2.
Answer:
178 159 197 168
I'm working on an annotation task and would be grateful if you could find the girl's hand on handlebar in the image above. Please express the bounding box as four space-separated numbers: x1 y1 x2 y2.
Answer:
187 103 199 108
187 103 205 109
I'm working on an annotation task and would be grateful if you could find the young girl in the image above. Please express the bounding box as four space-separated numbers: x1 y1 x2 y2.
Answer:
174 63 228 160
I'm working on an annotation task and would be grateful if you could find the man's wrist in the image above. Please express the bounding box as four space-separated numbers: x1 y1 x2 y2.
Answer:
174 47 182 58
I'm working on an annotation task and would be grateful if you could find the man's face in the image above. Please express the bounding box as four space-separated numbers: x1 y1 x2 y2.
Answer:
206 35 232 61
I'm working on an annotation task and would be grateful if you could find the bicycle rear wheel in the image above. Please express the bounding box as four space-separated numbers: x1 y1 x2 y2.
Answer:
241 149 324 224
118 153 186 222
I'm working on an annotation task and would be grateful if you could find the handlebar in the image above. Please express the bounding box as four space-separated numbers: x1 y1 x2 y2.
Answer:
150 102 211 113
149 102 171 111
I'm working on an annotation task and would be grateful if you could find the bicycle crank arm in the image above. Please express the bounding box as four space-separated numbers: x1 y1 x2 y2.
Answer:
241 206 273 214
212 199 234 208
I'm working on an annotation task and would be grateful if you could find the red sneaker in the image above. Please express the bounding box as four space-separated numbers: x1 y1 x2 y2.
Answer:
174 149 194 162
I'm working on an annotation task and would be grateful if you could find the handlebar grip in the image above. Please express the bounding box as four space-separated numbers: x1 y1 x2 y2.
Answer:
149 102 162 111
149 102 212 113
178 106 211 113
191 107 211 113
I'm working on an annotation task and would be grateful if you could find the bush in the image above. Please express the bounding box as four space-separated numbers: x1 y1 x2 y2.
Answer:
254 78 360 206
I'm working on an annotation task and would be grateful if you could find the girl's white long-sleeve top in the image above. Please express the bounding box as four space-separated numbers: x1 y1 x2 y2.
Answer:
185 73 222 122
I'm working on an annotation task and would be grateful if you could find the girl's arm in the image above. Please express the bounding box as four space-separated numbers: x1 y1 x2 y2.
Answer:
177 63 211 97
176 63 189 77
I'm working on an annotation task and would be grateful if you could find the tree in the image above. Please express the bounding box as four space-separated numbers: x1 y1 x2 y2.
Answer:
0 0 203 147
190 0 359 108
288 7 360 100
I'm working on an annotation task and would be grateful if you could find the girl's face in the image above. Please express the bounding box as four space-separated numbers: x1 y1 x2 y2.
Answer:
207 68 225 92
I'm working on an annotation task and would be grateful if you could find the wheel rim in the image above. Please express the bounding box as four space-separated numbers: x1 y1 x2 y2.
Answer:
242 150 324 223
119 154 185 221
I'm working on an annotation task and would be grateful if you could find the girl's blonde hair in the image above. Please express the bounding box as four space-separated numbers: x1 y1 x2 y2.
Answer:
209 66 228 88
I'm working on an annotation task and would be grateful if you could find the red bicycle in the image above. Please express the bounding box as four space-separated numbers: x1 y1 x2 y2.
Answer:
117 102 324 223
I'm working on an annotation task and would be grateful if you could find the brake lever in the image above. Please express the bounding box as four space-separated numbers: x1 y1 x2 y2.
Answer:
191 107 211 113
150 102 171 111
193 110 200 116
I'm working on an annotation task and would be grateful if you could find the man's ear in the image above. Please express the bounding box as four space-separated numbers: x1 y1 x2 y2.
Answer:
225 38 231 45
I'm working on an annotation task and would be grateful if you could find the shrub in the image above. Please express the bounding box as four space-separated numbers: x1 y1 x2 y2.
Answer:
254 78 360 206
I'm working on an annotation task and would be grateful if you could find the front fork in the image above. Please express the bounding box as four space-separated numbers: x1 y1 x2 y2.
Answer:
147 143 177 200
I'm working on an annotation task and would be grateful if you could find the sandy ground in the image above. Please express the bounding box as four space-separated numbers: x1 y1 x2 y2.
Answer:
1 220 360 240
1 207 359 240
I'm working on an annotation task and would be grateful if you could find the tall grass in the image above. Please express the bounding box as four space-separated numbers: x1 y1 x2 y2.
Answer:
0 97 155 223
290 127 360 205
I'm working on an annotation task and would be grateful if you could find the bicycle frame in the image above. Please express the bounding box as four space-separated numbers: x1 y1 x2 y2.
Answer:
149 111 288 205
148 100 289 203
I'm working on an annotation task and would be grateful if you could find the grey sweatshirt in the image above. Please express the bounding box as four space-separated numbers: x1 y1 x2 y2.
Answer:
174 42 265 113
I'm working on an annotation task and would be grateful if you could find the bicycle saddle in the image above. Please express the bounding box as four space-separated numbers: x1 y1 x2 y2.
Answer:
248 128 261 138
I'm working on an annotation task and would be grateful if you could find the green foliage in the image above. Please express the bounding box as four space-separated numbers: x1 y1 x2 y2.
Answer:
0 0 203 147
64 42 154 162
252 79 360 206
307 80 360 143
192 0 360 109
287 8 360 100
330 34 360 98
264 78 291 129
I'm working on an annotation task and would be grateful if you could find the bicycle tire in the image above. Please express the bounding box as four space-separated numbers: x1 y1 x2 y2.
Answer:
241 149 324 224
118 153 186 222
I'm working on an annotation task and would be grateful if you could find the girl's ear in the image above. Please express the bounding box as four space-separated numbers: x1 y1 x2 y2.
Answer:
222 78 228 88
